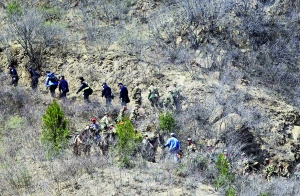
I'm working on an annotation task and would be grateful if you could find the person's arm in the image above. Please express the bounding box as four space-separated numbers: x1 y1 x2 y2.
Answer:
125 87 129 97
102 87 105 97
66 82 69 92
58 81 62 92
119 87 123 99
132 87 137 98
76 83 85 94
45 76 49 87
163 138 171 148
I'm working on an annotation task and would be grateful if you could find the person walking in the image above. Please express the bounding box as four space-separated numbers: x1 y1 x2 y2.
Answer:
187 138 197 154
90 117 101 144
28 68 40 91
132 82 142 105
172 83 181 110
162 90 175 110
118 82 130 106
45 71 58 97
148 82 159 108
76 77 93 103
8 64 19 87
163 133 180 163
58 75 69 101
102 82 112 107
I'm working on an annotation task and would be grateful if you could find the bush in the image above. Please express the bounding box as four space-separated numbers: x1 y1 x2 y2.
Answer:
40 100 69 158
6 1 22 16
115 117 142 168
215 153 235 195
158 111 175 133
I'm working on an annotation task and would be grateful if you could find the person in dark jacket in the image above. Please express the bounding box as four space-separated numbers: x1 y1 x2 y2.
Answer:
28 68 40 91
118 82 130 106
58 75 69 102
45 71 58 97
102 82 112 107
76 77 92 103
8 65 19 87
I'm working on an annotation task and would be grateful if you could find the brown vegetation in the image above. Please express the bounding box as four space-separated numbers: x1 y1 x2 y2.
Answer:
1 0 300 195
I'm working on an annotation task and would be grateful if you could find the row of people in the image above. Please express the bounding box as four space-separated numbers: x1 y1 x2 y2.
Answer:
8 66 181 110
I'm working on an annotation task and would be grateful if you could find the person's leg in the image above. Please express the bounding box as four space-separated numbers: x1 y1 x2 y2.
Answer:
11 77 17 86
173 152 179 163
32 78 38 91
49 85 56 97
165 151 171 162
121 100 126 106
106 97 112 107
84 93 90 103
60 91 67 102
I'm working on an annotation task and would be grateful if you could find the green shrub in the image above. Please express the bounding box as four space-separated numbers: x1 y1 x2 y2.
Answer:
215 153 230 176
215 153 235 195
158 111 175 133
40 100 69 158
115 117 142 168
226 187 236 196
6 1 22 16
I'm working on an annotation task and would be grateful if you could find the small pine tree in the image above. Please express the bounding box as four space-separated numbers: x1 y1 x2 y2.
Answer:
158 111 175 133
215 153 235 196
115 117 142 168
40 100 69 158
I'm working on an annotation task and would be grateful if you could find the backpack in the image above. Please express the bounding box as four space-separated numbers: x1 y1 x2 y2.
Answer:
87 87 93 95
49 74 58 83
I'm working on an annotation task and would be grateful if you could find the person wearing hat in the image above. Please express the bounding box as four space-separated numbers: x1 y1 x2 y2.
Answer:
90 117 100 132
45 71 58 97
58 75 69 101
108 123 116 134
187 138 197 154
76 77 93 103
162 90 175 110
163 133 180 163
28 68 40 91
132 82 142 105
130 105 141 122
142 134 149 145
239 152 250 175
100 112 111 131
8 64 19 87
278 161 289 177
264 158 275 181
148 82 160 108
172 83 180 110
165 84 171 92
102 82 112 107
90 117 101 144
118 82 130 106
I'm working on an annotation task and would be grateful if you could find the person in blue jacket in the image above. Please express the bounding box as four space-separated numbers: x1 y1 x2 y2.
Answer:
118 82 130 106
8 64 19 87
58 75 69 101
163 133 180 163
102 82 112 107
45 71 58 97
28 68 40 91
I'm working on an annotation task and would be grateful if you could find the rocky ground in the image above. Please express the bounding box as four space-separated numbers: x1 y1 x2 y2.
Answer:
1 0 300 195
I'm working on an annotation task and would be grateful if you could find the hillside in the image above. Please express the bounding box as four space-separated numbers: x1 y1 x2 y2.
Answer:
1 0 300 195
